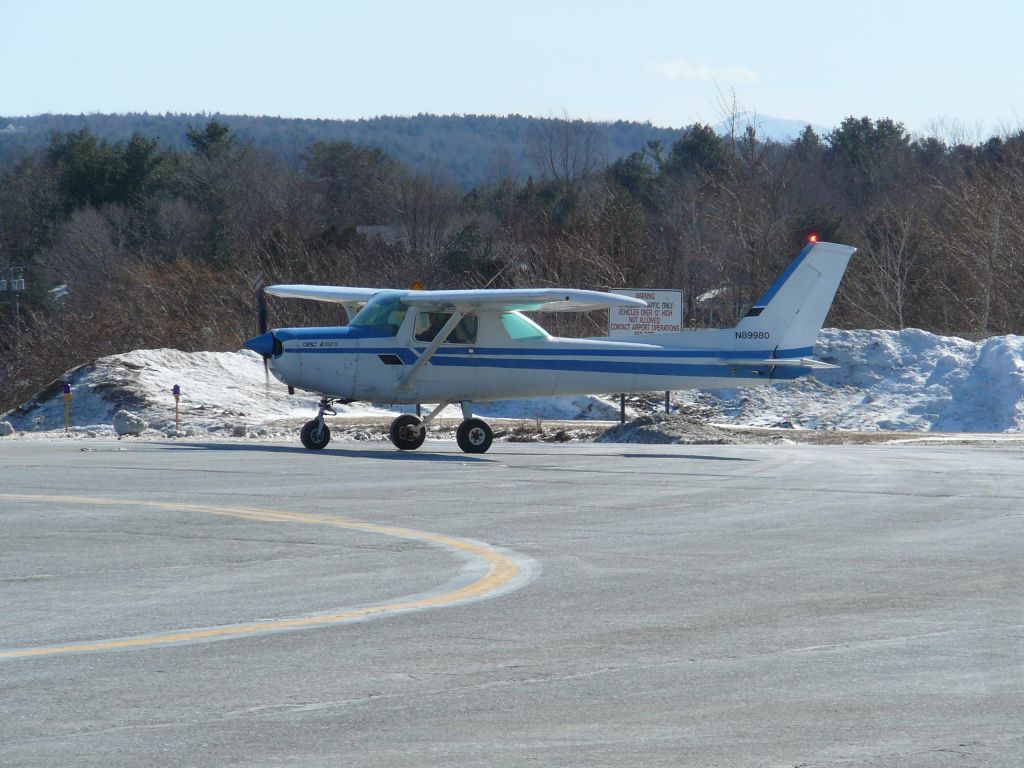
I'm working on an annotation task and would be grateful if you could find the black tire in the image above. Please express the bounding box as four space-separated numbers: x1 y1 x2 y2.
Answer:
300 419 331 450
456 418 493 454
389 414 426 450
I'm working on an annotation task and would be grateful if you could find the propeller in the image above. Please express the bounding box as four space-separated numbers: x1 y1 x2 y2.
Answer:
255 278 270 385
243 276 291 394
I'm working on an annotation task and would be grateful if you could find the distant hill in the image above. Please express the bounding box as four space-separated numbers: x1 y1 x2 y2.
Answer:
0 113 691 189
0 112 824 189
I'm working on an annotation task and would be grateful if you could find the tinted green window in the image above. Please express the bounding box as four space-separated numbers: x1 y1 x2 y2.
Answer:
500 312 549 341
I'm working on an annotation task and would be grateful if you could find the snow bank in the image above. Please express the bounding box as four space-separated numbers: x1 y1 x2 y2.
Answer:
686 328 1024 432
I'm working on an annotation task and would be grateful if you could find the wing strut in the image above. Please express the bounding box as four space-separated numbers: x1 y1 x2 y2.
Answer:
397 310 465 391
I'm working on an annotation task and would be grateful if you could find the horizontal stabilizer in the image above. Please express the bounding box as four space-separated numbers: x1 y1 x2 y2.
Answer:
722 357 839 370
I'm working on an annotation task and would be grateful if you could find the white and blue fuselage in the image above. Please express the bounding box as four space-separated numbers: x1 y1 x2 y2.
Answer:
261 320 818 403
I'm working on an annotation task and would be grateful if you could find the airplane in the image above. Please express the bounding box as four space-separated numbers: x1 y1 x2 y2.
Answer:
243 239 855 453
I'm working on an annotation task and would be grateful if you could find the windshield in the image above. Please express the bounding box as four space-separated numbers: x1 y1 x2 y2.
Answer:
500 311 549 341
349 292 407 335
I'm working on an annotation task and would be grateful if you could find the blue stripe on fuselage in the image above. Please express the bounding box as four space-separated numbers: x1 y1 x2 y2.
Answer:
275 327 393 342
280 345 810 379
425 356 808 380
281 344 814 362
422 345 815 359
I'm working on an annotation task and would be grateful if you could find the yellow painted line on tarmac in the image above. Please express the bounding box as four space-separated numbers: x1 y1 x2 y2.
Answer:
0 493 522 660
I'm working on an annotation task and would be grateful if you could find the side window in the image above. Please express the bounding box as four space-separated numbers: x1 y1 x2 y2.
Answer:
500 312 549 341
415 311 478 344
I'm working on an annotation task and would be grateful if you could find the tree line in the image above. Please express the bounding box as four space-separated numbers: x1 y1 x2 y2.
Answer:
3 113 1024 412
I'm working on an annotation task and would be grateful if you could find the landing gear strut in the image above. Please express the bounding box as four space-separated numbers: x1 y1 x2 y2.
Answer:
300 398 345 450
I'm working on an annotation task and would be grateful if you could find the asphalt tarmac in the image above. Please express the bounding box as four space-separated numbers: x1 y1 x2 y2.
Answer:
1 437 1022 767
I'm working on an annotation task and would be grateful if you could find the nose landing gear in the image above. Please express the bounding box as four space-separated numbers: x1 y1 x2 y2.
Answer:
299 398 346 450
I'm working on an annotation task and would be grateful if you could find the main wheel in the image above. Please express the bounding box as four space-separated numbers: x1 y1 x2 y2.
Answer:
456 418 493 454
389 414 426 450
300 419 331 449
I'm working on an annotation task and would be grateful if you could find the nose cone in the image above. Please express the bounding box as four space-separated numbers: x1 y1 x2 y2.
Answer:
243 331 277 357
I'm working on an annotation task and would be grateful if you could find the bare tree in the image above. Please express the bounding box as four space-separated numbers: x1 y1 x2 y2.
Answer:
529 112 607 195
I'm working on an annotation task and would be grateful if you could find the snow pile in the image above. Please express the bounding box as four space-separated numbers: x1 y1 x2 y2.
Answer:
598 412 749 445
686 328 1024 432
3 349 329 436
1 348 619 436
112 410 148 436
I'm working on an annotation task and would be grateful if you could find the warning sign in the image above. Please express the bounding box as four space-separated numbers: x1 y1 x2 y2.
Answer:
608 289 684 337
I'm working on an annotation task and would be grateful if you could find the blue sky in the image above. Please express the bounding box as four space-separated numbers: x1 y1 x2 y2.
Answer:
2 0 1021 137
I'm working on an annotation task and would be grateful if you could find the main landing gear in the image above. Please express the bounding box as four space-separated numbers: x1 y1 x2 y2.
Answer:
387 402 494 454
299 399 493 453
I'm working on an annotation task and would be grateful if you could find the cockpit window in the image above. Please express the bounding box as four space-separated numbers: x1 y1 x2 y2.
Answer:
349 292 407 335
415 311 478 344
500 311 549 341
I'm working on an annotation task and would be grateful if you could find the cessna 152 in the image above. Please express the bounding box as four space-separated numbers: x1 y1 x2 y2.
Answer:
243 240 855 453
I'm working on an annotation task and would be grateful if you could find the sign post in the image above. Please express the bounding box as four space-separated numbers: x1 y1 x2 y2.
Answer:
62 383 71 433
609 289 684 420
172 384 181 432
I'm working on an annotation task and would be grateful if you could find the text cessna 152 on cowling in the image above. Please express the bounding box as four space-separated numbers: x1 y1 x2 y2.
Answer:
243 240 855 454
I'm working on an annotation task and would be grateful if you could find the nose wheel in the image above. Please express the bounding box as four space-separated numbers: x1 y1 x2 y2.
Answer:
456 418 493 454
300 419 331 449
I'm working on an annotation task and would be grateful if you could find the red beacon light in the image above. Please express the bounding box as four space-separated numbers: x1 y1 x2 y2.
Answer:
808 234 819 243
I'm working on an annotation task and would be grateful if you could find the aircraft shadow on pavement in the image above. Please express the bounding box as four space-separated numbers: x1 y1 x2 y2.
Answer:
160 442 494 463
498 449 753 462
617 452 753 462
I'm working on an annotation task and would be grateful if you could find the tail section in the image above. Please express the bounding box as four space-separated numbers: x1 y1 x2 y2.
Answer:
733 241 855 352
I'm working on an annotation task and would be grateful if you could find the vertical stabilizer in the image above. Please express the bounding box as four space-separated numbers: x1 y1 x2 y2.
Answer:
733 241 856 352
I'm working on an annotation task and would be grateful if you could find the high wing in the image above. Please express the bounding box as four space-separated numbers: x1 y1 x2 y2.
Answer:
264 285 644 313
265 285 382 303
400 288 647 313
265 285 382 322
